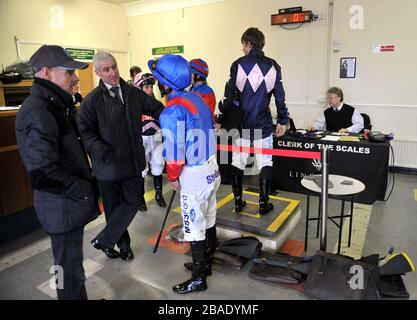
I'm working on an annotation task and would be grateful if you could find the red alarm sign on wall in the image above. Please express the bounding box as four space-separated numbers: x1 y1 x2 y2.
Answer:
373 45 395 53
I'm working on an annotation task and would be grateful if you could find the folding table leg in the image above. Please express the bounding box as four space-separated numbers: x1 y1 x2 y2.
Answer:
304 194 310 252
338 199 345 254
349 197 354 247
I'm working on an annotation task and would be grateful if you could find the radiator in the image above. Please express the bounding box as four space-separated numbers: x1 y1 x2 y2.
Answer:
390 140 417 169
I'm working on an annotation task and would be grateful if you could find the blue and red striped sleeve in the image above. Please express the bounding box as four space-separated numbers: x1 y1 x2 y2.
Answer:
159 106 185 182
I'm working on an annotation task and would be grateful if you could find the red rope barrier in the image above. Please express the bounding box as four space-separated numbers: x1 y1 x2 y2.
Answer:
217 144 321 160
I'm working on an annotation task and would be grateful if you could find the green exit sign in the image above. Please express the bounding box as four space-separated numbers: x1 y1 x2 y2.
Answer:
65 48 95 60
152 45 184 56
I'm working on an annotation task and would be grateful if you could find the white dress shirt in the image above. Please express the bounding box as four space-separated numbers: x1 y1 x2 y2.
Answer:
104 82 124 104
314 103 364 133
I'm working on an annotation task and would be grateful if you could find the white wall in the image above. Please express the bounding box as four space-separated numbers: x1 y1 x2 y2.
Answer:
127 0 329 123
127 0 417 140
328 0 417 140
0 0 130 82
1 0 415 141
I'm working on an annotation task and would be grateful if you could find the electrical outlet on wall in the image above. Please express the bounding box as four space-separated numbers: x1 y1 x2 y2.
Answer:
332 39 342 52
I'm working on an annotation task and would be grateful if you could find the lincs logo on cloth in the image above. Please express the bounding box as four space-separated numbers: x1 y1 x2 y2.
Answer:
312 159 322 171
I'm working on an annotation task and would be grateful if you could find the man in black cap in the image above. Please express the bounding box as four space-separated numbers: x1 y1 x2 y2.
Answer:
15 45 100 300
77 52 165 261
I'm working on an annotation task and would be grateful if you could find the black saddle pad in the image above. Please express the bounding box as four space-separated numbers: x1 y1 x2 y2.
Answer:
380 275 409 299
250 261 302 285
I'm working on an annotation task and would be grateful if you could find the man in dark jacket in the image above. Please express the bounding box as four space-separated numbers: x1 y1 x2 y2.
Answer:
77 52 165 261
221 27 288 216
15 45 100 300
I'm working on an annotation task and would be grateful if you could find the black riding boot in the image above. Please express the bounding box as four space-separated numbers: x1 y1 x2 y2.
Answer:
232 169 246 212
259 178 274 215
153 175 167 207
205 225 217 274
184 225 217 276
173 241 207 294
138 178 147 212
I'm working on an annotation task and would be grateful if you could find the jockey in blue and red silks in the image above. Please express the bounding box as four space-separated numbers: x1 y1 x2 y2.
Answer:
149 54 220 295
189 58 216 118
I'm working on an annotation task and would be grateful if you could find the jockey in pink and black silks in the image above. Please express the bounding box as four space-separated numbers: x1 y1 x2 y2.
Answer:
133 72 167 209
221 27 288 216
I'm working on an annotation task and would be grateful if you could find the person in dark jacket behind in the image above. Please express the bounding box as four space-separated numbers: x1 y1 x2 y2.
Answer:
15 45 100 300
127 65 142 85
68 80 83 139
221 27 288 216
77 52 165 261
72 82 83 106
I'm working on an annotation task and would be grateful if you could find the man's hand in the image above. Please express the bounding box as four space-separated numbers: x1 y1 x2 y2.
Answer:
308 126 316 132
170 180 181 191
275 123 286 137
338 128 349 134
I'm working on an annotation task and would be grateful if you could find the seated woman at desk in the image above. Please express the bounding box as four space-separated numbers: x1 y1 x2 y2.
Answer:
309 87 364 133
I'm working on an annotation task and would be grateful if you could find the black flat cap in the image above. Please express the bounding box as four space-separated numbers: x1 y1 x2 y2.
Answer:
30 45 88 72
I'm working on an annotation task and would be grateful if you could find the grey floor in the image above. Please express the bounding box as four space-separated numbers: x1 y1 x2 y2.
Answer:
0 173 416 300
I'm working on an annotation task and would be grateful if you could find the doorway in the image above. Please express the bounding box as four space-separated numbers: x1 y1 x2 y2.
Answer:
75 62 95 98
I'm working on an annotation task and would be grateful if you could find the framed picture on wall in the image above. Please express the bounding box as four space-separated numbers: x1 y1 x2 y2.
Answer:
340 57 356 78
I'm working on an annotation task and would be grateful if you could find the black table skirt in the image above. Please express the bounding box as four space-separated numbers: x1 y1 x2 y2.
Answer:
217 134 389 205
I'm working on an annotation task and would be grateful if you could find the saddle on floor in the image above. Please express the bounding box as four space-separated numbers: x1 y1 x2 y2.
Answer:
250 252 312 285
217 236 262 260
304 250 414 300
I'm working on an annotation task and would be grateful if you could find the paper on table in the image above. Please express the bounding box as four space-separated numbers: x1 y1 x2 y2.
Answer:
0 106 20 111
339 136 360 142
321 135 341 141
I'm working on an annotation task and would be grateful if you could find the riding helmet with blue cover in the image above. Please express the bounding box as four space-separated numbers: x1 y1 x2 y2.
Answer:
148 54 192 91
